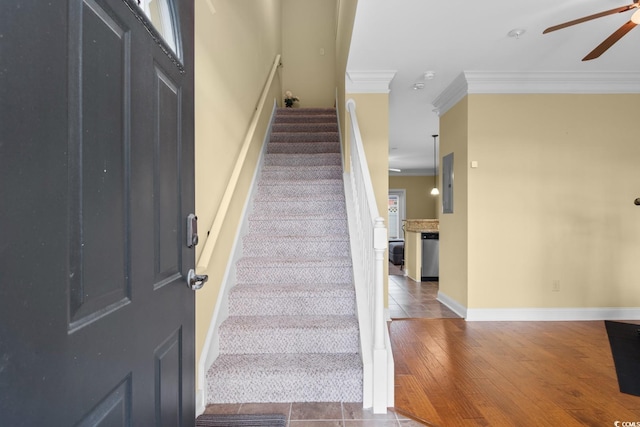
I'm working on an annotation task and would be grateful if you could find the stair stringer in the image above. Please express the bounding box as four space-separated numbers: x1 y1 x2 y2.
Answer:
343 174 373 410
196 101 277 415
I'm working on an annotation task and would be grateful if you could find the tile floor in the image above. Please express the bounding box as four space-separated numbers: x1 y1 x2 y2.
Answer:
202 401 425 426
387 264 460 319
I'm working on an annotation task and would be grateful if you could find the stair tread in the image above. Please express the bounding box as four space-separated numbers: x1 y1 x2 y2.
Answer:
243 234 349 242
254 192 345 198
231 282 354 295
209 353 361 377
222 314 358 327
265 152 340 156
249 213 347 220
236 256 352 267
262 164 341 169
258 178 343 186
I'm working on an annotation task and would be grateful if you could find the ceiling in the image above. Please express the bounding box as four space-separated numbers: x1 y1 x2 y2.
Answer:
346 0 640 176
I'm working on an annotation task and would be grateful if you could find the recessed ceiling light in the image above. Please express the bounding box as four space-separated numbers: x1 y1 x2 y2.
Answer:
412 82 425 90
507 29 526 39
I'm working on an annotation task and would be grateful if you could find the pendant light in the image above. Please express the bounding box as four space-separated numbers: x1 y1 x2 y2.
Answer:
430 134 440 196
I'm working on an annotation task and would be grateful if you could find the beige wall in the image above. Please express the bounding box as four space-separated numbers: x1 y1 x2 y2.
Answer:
404 231 421 282
282 0 337 107
389 175 438 219
194 0 282 387
441 93 640 311
439 97 469 308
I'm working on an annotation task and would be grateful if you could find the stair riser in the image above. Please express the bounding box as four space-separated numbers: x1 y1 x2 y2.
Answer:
207 372 362 404
236 266 352 285
270 132 339 143
253 195 345 206
248 219 348 234
229 295 355 316
272 123 338 133
264 154 341 167
274 115 337 124
258 178 343 187
261 167 342 181
243 239 350 258
219 326 360 354
252 199 345 214
255 186 345 202
276 107 336 115
267 142 340 154
256 179 344 196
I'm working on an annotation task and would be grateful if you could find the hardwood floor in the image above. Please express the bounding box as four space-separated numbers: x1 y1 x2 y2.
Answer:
390 318 640 426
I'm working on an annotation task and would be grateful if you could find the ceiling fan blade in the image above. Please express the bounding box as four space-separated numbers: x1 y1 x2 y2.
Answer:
583 20 637 60
543 5 635 34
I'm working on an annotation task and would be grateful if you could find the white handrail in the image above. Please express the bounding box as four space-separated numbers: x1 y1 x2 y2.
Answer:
344 98 393 413
197 54 281 271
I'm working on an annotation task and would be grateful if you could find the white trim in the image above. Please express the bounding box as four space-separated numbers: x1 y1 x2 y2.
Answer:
432 73 468 117
436 291 467 319
433 71 640 116
346 70 396 93
466 307 640 322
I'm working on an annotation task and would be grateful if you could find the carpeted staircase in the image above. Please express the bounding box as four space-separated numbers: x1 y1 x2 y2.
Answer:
206 107 363 404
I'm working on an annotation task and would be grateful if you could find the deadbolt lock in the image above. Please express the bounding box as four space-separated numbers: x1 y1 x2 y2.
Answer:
186 213 199 248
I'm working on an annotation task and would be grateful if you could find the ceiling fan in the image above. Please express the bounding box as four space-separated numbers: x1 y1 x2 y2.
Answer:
543 0 640 61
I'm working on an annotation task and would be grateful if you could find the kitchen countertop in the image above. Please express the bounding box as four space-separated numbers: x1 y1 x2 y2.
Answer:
404 219 439 233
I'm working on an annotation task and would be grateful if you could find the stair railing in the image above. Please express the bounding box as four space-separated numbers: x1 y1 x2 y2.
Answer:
344 98 394 413
197 54 281 272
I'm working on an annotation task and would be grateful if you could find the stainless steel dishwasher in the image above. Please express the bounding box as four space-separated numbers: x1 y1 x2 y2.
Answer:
421 232 439 281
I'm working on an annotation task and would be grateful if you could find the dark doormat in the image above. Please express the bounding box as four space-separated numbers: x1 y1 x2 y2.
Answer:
605 320 640 396
196 413 286 427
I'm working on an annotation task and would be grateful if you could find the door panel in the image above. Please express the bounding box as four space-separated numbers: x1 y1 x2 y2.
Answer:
0 1 195 425
69 0 132 331
155 328 184 426
75 376 133 427
154 66 182 287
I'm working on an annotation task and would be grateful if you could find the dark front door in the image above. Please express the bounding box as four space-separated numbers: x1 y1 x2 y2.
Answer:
0 1 196 425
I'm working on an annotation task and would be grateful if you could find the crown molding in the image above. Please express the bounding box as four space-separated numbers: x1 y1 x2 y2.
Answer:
346 70 397 94
433 71 640 116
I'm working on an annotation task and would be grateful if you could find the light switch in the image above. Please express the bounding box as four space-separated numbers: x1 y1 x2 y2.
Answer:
470 160 479 168
320 48 325 56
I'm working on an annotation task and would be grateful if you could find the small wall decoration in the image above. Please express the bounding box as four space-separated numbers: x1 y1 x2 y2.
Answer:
284 90 299 108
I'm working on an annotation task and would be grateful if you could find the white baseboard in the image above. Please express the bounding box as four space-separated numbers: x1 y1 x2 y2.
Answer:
466 307 640 321
436 291 640 321
436 291 467 318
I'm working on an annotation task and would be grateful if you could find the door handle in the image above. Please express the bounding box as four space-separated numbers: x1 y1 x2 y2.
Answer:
635 198 640 206
186 269 208 290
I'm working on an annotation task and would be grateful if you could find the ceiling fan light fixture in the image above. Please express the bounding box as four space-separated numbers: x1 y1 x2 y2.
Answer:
631 9 640 24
